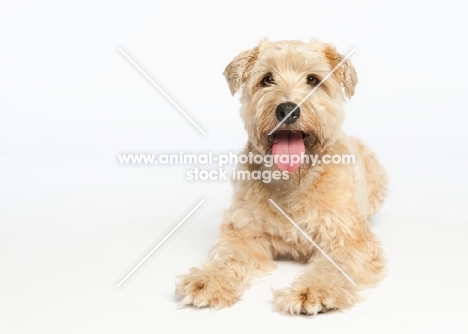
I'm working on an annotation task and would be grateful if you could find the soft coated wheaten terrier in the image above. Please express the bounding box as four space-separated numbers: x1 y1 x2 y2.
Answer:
175 39 387 315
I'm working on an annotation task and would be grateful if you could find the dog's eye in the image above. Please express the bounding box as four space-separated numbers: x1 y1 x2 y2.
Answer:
261 73 276 87
306 74 319 86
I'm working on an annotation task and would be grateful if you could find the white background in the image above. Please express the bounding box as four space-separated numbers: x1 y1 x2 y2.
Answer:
1 1 467 333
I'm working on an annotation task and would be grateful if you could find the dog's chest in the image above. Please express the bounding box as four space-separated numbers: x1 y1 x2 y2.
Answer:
262 203 322 248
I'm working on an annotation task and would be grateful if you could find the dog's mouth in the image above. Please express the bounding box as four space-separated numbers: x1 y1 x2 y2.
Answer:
268 130 306 172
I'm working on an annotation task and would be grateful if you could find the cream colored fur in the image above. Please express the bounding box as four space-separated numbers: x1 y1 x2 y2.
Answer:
175 39 387 315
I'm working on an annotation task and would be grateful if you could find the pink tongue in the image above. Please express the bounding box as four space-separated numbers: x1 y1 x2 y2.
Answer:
272 131 305 172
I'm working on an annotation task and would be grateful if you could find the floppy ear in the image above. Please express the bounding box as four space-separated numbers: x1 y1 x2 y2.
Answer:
223 46 259 96
323 45 358 98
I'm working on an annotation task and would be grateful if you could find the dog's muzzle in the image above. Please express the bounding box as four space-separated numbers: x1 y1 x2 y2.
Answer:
275 102 300 125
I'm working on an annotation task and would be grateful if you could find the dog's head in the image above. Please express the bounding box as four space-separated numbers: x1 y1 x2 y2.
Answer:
223 39 357 172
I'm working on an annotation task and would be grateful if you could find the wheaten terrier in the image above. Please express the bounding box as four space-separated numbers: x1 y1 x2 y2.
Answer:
175 39 387 315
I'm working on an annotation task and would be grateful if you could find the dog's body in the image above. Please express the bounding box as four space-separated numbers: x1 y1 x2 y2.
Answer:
176 39 387 315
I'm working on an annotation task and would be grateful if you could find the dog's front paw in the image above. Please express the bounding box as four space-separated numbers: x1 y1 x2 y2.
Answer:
272 284 358 315
175 266 241 308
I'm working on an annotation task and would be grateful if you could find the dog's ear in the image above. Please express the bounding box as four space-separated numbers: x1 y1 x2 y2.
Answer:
223 46 259 96
323 45 358 98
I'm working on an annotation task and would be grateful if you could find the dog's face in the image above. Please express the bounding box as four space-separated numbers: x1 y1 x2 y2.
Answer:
223 39 357 172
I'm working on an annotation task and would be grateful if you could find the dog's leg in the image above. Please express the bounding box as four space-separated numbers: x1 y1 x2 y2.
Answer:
176 217 274 308
273 221 385 315
353 137 388 218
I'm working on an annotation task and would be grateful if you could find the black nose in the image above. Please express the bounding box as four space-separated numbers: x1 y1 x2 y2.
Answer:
275 102 300 124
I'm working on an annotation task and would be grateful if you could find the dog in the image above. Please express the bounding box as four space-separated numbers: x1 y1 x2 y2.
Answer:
175 39 387 315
